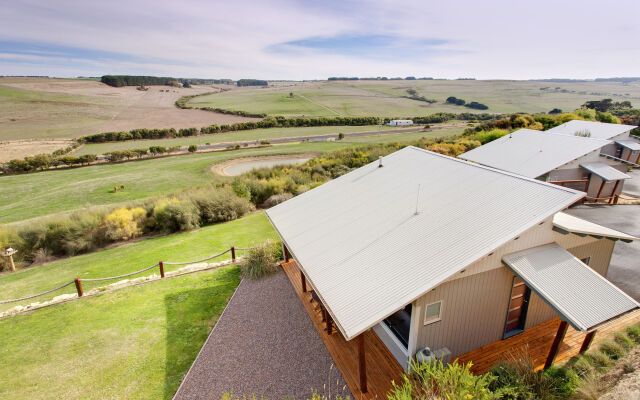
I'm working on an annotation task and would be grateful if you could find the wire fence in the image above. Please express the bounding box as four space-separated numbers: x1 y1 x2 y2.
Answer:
0 245 253 307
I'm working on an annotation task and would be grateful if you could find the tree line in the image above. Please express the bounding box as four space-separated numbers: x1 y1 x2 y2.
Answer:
236 79 268 87
446 96 489 110
101 75 180 87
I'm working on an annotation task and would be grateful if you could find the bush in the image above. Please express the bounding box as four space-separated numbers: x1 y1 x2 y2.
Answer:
470 129 509 144
240 241 279 279
570 355 595 377
188 144 198 153
262 193 293 208
584 350 613 370
150 198 200 233
614 332 635 350
626 324 640 344
103 207 146 241
389 359 493 400
544 366 580 396
190 188 253 224
488 354 570 399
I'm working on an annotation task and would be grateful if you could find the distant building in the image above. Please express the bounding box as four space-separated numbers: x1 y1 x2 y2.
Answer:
387 119 413 127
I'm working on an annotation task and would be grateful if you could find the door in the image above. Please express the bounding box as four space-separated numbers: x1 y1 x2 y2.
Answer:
503 276 531 338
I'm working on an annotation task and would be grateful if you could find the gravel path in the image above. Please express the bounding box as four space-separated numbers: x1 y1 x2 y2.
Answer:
174 270 350 400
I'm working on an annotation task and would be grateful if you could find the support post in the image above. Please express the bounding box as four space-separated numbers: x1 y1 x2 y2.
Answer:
579 331 596 353
8 254 15 272
358 333 368 393
609 180 621 204
159 261 165 278
283 244 291 262
74 278 83 297
231 246 236 262
301 271 307 292
635 152 640 165
545 320 568 369
326 311 333 335
596 179 606 201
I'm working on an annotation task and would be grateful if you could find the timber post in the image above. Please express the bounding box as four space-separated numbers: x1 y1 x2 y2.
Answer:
159 261 165 278
358 333 368 393
579 331 596 353
74 278 83 297
301 272 307 292
545 320 568 369
231 246 236 262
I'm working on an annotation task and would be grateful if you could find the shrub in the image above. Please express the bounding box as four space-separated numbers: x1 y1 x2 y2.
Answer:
614 331 635 350
570 355 595 377
595 111 621 124
188 144 198 153
190 188 253 224
488 353 568 399
263 193 293 208
103 207 146 241
150 198 200 233
470 129 509 144
544 365 580 396
240 241 279 279
389 359 493 400
599 339 626 360
584 350 613 370
626 324 640 344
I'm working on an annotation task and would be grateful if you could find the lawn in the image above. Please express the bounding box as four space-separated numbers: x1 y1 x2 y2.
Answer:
345 126 465 144
188 80 640 117
71 124 400 155
0 264 241 400
0 141 357 224
0 212 278 312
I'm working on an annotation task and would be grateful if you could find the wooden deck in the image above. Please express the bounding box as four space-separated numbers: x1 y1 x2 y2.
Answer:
282 260 404 399
457 311 640 374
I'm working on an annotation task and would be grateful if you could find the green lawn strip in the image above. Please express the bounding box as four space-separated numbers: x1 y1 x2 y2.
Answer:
72 124 399 156
0 141 357 224
345 127 465 144
0 264 241 400
0 212 277 312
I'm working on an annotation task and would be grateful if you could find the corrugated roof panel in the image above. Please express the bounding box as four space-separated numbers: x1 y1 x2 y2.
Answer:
553 212 638 241
503 243 638 332
266 146 585 340
580 162 630 181
458 129 610 178
547 120 636 140
616 140 640 151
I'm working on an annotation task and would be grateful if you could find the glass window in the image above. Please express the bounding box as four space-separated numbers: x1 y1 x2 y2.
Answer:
424 301 442 325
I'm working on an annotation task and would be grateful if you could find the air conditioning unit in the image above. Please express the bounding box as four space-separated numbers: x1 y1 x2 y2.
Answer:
416 347 452 364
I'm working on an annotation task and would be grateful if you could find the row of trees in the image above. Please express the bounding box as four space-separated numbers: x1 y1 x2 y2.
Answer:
81 128 199 143
236 79 268 87
2 154 98 173
101 75 179 87
446 96 489 110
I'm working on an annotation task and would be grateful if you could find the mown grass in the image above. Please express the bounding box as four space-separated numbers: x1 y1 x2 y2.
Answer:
345 127 464 144
0 212 277 312
188 80 640 117
0 264 241 400
71 124 401 155
0 142 357 224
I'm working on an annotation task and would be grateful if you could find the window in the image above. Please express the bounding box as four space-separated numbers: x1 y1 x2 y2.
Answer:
424 301 442 325
581 257 591 265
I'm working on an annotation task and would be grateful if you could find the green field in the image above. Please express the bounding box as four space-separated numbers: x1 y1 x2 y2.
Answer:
71 124 401 155
189 80 640 117
0 142 357 224
345 127 465 144
0 212 276 312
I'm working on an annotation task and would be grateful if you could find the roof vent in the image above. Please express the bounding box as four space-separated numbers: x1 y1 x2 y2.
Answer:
378 156 383 168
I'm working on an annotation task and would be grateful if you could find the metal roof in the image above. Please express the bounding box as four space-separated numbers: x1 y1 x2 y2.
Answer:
547 120 637 140
553 212 638 242
503 243 639 332
580 162 630 181
459 129 610 178
616 140 640 151
266 146 585 340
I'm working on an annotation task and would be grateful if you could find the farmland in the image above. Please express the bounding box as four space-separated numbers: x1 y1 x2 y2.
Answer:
187 79 640 117
0 77 256 141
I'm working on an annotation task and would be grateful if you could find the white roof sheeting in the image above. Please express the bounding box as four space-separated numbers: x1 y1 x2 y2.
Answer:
547 120 636 140
458 129 610 178
553 212 638 242
503 244 639 332
580 162 630 181
616 140 640 151
266 146 584 340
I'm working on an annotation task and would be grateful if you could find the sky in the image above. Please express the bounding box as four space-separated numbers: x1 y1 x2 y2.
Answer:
1 0 639 80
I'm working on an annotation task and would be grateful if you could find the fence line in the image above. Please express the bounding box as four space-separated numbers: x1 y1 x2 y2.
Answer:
0 245 255 305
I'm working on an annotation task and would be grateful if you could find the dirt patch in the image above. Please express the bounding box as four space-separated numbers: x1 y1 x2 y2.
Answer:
211 153 318 176
0 139 75 162
598 348 640 400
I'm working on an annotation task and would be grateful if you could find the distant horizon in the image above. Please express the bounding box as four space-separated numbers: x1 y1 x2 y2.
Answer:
2 1 639 80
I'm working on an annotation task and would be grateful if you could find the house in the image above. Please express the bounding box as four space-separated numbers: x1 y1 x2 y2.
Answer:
387 119 413 126
547 120 639 163
458 128 631 202
266 146 638 393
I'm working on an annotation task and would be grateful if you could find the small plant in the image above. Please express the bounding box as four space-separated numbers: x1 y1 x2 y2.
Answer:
240 241 278 279
338 133 344 140
614 332 635 350
573 373 604 400
570 355 595 376
187 144 198 153
599 339 626 360
626 324 640 344
584 350 613 370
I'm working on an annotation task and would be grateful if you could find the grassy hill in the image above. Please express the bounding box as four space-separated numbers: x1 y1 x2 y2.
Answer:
188 80 640 117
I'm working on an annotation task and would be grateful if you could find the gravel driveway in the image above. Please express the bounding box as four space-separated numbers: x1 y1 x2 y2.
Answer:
174 270 350 400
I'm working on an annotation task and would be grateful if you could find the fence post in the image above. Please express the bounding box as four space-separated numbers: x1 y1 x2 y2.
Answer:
159 261 165 278
231 246 236 262
74 278 83 297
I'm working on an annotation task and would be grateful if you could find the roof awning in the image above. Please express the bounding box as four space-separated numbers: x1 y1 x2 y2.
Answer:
580 162 630 181
553 212 637 242
616 140 640 151
503 244 639 333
